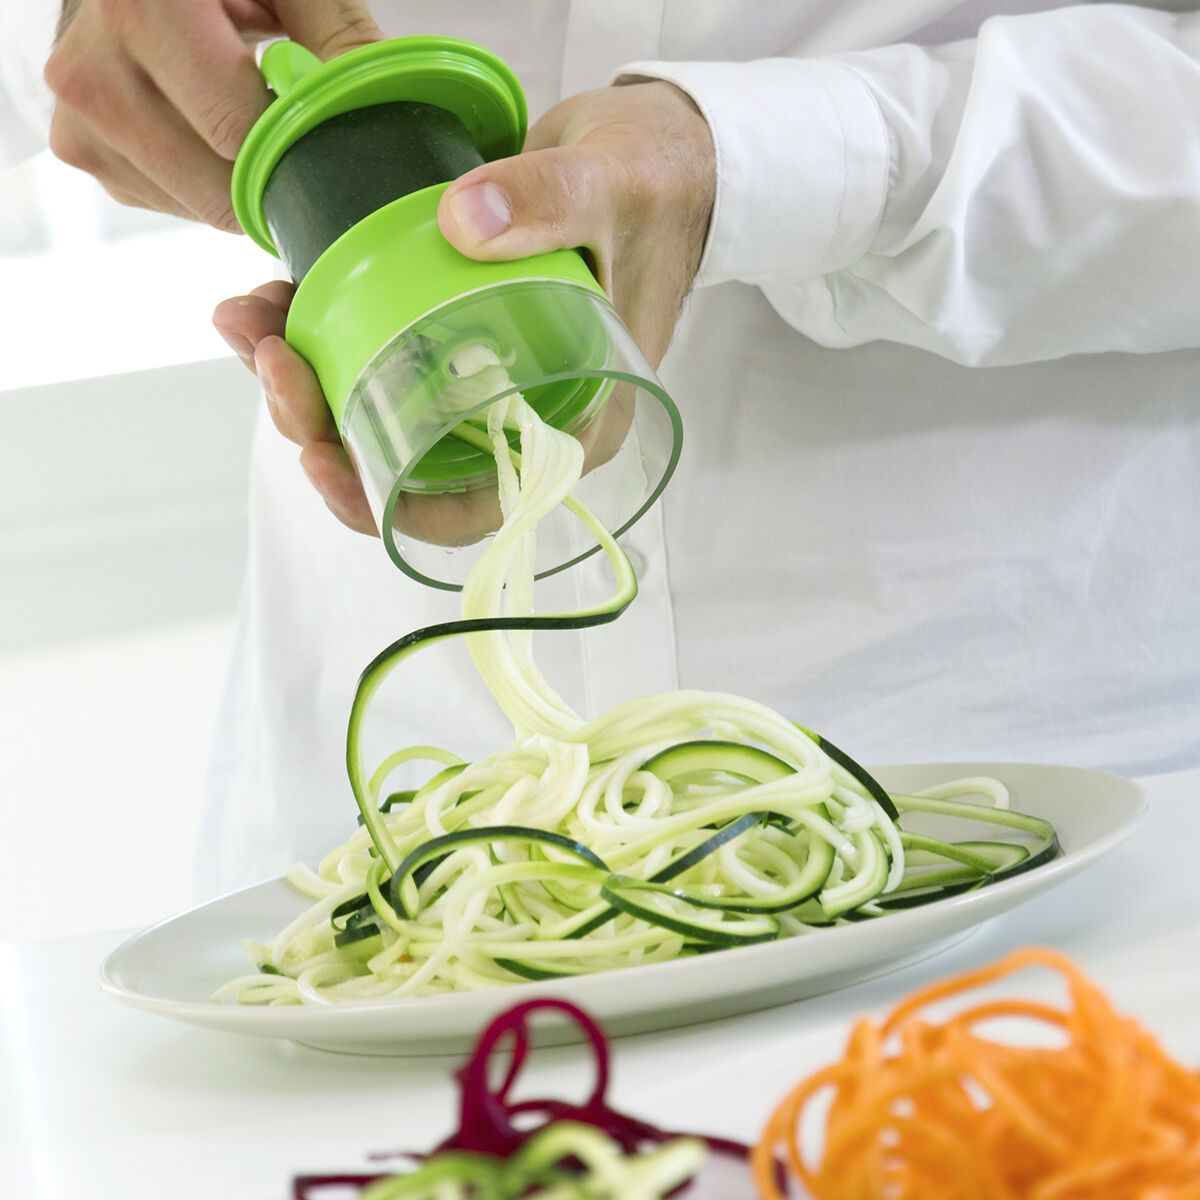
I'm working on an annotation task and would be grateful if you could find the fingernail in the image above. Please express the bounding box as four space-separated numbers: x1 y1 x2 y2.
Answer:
448 182 511 241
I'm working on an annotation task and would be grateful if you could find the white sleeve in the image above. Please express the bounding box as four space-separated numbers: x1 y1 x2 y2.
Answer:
621 4 1200 366
0 0 59 168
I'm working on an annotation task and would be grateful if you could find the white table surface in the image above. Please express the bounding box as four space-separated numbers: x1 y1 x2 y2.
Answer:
4 768 1197 1200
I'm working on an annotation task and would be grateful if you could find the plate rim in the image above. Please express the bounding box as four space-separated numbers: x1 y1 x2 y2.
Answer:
99 761 1146 1035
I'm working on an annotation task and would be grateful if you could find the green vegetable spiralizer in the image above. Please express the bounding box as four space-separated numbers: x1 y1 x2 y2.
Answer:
232 37 682 590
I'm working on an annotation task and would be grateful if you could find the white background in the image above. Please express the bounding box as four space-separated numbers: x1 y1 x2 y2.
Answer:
0 152 267 940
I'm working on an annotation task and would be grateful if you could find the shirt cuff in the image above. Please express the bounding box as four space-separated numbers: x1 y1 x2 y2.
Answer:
614 58 891 287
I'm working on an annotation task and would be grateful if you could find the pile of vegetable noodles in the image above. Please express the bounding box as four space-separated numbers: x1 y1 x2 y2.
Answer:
217 385 1059 1005
753 947 1200 1200
293 998 749 1199
293 951 1200 1199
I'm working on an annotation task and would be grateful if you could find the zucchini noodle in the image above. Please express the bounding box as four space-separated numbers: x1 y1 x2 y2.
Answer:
217 377 1058 1006
352 1124 706 1200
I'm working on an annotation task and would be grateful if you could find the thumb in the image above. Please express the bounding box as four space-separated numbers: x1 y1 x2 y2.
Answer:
273 0 386 60
438 148 618 287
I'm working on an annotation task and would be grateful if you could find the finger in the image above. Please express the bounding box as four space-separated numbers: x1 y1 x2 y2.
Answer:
48 108 193 220
392 489 503 549
115 90 242 229
249 280 298 310
212 298 278 368
49 56 243 228
101 179 192 219
272 0 387 60
437 146 618 284
254 334 338 447
299 442 378 536
126 1 272 161
212 280 296 357
212 282 294 366
47 16 244 229
224 1 284 33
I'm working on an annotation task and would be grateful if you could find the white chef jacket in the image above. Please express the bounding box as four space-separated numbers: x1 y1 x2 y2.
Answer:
5 2 1199 898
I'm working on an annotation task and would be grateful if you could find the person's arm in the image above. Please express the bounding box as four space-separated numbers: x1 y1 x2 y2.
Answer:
0 0 59 168
620 3 1200 366
219 3 1200 536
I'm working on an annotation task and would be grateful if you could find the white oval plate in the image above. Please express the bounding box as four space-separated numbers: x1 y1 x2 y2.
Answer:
100 762 1144 1056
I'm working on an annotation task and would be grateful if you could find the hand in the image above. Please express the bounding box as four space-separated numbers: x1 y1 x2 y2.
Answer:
44 0 384 229
439 80 715 371
212 80 716 543
214 280 497 543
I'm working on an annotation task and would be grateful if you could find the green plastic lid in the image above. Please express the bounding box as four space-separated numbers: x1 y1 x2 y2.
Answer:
232 36 527 254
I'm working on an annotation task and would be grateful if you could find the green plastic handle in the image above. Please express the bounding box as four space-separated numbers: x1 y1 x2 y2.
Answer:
261 40 323 97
